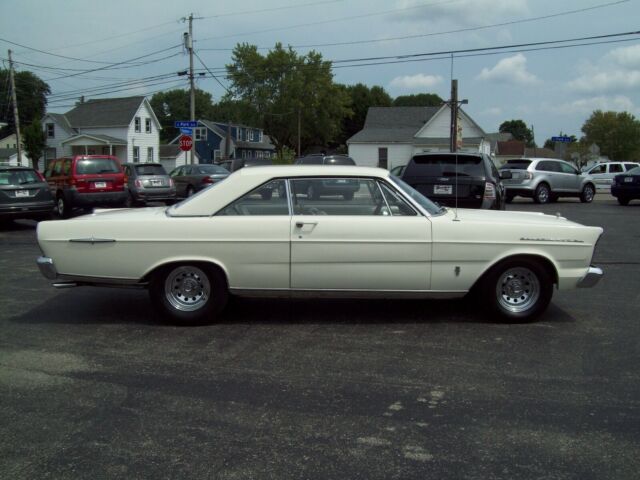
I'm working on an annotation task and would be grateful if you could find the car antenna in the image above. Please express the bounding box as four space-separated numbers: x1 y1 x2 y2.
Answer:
453 152 460 221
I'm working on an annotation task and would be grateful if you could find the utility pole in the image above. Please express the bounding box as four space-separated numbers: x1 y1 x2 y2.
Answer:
182 13 200 164
8 50 23 166
450 79 458 153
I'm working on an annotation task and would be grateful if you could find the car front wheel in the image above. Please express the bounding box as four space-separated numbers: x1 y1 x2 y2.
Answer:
479 258 553 322
580 184 595 203
149 263 228 325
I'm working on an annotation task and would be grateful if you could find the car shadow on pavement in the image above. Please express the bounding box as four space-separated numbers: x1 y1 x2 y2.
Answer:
9 287 575 327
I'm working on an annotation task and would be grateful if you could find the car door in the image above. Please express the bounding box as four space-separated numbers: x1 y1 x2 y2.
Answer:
558 161 582 192
170 166 186 196
587 164 607 190
289 177 432 291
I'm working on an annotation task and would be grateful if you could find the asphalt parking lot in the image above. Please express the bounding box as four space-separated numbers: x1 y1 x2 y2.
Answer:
1 194 639 479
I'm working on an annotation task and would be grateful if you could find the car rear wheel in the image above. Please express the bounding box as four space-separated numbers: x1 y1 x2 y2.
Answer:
617 197 630 206
56 195 70 219
580 184 595 203
534 184 550 204
478 258 553 322
149 263 228 325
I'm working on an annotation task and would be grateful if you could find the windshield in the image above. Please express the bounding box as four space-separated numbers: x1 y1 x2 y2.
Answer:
76 158 120 174
389 175 443 215
197 165 229 175
135 164 166 175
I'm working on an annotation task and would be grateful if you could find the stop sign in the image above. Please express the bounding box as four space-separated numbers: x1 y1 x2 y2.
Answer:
179 135 193 151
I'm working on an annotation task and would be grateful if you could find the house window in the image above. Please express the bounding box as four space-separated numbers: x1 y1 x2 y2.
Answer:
259 131 263 143
248 130 254 141
145 118 152 133
46 123 55 138
195 128 207 141
133 146 140 163
147 147 154 162
378 147 388 169
135 117 141 132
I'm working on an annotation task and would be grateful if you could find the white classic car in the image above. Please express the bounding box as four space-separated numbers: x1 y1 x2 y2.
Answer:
36 165 604 324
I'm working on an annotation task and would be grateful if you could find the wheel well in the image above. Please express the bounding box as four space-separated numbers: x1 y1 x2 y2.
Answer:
471 254 558 293
143 260 229 287
536 182 550 190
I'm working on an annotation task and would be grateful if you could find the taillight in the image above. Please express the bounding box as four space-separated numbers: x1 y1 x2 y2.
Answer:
202 176 215 184
524 172 533 180
484 182 496 200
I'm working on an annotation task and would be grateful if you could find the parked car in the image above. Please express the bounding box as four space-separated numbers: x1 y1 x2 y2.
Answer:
400 153 509 210
0 166 55 221
122 162 176 206
293 154 359 199
611 166 640 205
499 158 596 204
36 165 603 325
390 165 406 177
581 162 640 191
217 157 273 172
169 164 230 198
44 155 127 218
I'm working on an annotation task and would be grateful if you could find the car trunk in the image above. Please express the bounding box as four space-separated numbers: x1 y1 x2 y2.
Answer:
74 158 124 193
0 170 51 205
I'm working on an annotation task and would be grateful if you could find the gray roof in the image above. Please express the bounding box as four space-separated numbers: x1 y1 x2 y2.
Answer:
61 133 127 145
64 96 145 128
348 106 440 143
199 120 228 139
47 112 75 134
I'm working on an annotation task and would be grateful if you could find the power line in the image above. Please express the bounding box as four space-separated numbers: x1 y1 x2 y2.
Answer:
47 72 182 99
193 51 230 94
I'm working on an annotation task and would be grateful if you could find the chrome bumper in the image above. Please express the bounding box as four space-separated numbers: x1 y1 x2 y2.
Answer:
37 256 58 280
577 266 604 288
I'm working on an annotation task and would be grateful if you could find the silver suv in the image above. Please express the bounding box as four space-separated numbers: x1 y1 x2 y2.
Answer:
500 158 596 204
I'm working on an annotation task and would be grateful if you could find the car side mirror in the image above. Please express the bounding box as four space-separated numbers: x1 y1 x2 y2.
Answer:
499 170 512 180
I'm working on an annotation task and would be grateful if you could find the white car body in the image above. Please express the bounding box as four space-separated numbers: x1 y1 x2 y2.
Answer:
582 161 640 191
37 165 604 323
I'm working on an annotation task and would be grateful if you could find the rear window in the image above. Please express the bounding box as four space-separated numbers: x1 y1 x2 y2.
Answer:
75 158 120 175
627 167 640 175
405 154 484 177
134 164 166 175
325 156 355 165
501 159 532 170
197 165 229 174
0 169 41 185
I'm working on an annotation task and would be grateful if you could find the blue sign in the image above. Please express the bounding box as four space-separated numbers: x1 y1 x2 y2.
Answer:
174 121 198 128
551 136 573 143
180 127 193 135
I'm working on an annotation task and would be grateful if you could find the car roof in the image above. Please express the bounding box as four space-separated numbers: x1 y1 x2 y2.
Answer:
169 165 390 217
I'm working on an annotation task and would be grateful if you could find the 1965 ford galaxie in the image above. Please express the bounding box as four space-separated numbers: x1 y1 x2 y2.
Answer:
36 165 603 325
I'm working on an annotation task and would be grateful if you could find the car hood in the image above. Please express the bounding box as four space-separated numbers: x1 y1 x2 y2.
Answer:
443 207 582 227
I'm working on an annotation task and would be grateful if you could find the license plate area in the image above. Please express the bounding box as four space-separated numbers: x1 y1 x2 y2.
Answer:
624 177 634 183
94 181 107 188
15 190 30 197
434 185 452 195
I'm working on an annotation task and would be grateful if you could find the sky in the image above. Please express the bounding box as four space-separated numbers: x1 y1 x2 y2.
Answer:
1 0 639 145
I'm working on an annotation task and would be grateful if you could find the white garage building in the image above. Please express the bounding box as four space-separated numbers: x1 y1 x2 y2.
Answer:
347 105 491 170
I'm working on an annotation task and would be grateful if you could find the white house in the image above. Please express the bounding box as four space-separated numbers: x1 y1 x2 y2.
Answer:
347 105 490 170
41 96 161 168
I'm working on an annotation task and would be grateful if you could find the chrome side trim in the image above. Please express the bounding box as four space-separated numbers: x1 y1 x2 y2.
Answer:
69 237 116 244
577 266 604 288
229 288 467 299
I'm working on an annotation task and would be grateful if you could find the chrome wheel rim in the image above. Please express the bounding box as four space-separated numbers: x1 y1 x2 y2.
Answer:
584 186 594 202
496 267 540 313
537 186 549 203
164 266 210 312
57 198 64 216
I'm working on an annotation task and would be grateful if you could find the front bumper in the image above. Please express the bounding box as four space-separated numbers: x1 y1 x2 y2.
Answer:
577 266 604 288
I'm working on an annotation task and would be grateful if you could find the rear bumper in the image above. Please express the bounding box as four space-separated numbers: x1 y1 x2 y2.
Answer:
611 185 640 198
132 189 177 202
0 201 55 218
37 256 58 280
577 266 604 288
69 190 127 207
504 186 535 197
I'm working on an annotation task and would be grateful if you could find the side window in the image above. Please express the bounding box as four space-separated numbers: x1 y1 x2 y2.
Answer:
624 163 638 171
559 162 578 174
290 178 384 216
218 180 288 216
378 181 417 216
53 161 63 176
170 167 182 177
536 161 550 172
590 164 606 174
63 159 72 175
609 164 623 173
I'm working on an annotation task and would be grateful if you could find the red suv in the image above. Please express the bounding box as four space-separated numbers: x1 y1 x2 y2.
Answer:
44 155 127 218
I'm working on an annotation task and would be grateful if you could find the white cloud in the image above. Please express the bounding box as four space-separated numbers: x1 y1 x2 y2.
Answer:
543 96 637 116
476 54 539 86
569 45 640 93
393 0 529 26
389 74 444 90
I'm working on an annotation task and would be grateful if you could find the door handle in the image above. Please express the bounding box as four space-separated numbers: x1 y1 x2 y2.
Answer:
295 221 318 228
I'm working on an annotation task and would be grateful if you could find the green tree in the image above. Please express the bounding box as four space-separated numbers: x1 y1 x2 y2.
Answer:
0 69 51 138
334 83 392 147
149 88 217 142
581 110 640 160
499 119 535 147
392 93 443 107
22 118 46 171
226 43 351 155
